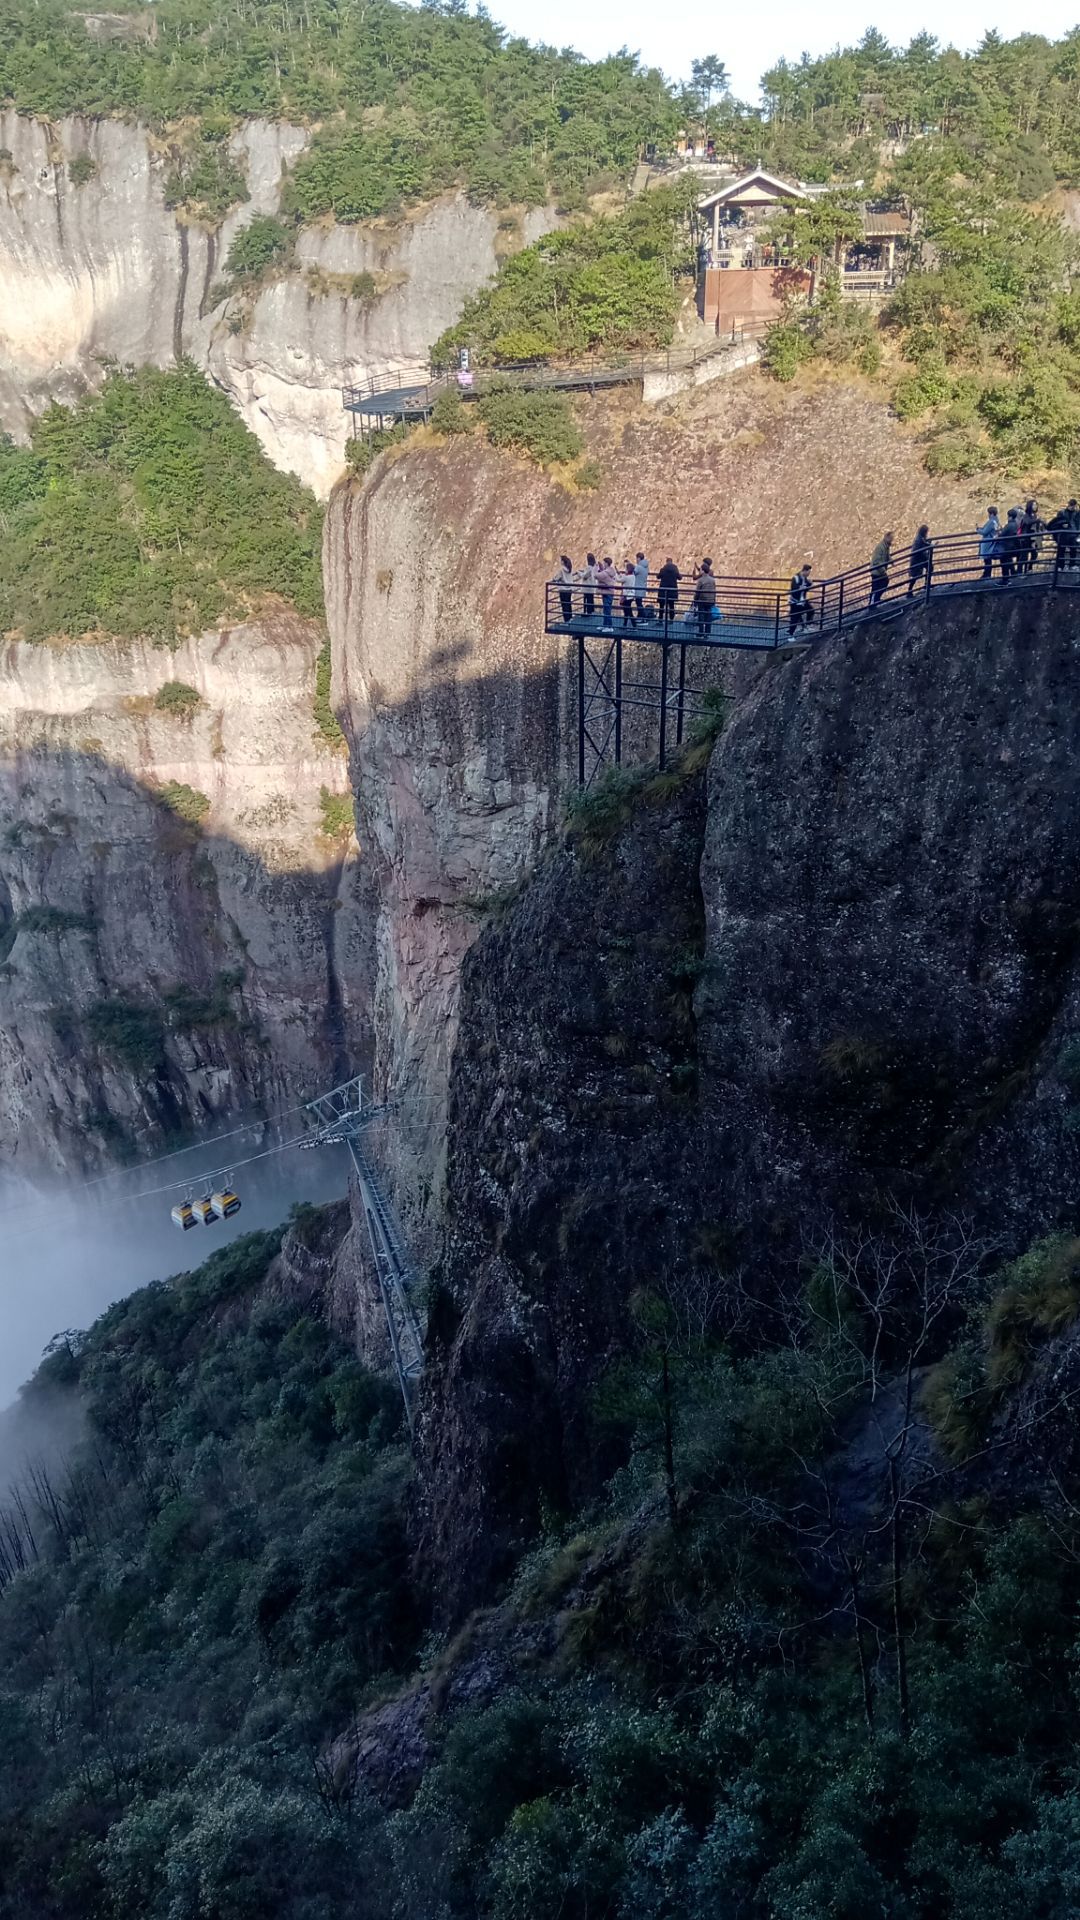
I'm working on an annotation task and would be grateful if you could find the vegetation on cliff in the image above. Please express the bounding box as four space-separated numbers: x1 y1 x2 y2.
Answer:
0 365 323 643
432 188 695 366
0 0 675 213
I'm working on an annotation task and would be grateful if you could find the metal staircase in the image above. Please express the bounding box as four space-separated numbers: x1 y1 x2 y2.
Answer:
306 1076 425 1429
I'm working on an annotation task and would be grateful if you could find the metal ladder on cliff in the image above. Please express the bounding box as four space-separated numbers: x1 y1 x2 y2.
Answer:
305 1076 425 1430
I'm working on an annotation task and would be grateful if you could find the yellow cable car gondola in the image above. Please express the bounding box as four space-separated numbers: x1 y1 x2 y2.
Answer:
171 1198 198 1231
210 1186 241 1221
193 1193 218 1226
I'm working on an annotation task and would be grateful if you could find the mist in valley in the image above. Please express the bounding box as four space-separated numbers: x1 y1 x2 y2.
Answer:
0 1131 350 1417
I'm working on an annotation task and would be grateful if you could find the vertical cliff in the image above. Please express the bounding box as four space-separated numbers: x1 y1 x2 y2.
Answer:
0 617 371 1174
0 111 553 494
324 449 570 1218
415 588 1080 1620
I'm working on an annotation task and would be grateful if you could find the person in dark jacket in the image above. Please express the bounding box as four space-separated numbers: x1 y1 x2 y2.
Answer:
692 560 717 637
869 531 893 607
1018 499 1042 574
907 525 933 595
996 508 1021 580
657 557 681 627
788 558 813 636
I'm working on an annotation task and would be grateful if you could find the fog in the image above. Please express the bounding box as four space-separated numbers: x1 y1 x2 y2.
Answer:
0 1132 350 1411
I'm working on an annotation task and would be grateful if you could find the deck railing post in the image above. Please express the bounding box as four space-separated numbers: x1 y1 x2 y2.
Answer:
615 633 623 766
836 576 845 633
819 582 826 629
577 633 586 787
659 643 669 770
773 593 781 648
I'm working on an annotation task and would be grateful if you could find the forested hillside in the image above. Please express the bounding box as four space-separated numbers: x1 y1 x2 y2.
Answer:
0 0 675 213
0 1223 413 1918
0 366 324 642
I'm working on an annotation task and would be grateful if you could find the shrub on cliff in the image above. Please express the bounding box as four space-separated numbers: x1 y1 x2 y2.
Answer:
154 680 202 718
430 388 472 437
0 367 324 644
224 215 293 286
476 389 583 466
433 188 694 367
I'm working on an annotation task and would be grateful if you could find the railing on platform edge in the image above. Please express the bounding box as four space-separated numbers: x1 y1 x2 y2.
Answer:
554 526 1080 787
341 323 770 416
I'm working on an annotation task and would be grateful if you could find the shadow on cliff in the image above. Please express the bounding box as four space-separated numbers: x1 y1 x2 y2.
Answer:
0 743 373 1173
413 586 1080 1622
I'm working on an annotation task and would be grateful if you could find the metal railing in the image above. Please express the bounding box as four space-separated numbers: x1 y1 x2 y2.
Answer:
341 325 768 420
550 527 1080 786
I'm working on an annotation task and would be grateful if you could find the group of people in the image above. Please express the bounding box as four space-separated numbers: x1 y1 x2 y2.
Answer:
554 503 1080 647
786 500 1080 638
553 554 720 636
976 500 1080 580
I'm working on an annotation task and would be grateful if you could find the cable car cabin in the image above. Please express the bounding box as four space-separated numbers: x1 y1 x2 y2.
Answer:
210 1188 241 1221
193 1196 218 1226
171 1200 198 1231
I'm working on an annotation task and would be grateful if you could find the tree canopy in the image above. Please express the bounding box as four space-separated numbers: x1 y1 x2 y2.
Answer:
0 0 678 214
0 366 324 644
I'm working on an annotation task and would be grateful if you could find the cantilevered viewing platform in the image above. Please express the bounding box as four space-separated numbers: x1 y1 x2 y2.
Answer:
548 532 1080 788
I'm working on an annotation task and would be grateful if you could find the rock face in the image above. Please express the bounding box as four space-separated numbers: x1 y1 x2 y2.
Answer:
322 393 988 1232
416 587 1080 1620
0 110 552 494
325 455 569 1225
0 617 370 1175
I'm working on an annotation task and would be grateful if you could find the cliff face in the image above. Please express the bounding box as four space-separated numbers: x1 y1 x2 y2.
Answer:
325 452 567 1219
322 390 987 1225
0 617 370 1174
416 588 1080 1619
0 111 551 494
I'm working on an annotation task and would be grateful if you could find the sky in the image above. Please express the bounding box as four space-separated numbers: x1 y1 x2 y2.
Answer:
472 0 1080 102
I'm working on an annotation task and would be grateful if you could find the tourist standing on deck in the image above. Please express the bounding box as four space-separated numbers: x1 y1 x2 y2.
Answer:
996 508 1021 580
1020 500 1043 574
907 525 933 596
578 552 597 619
978 508 1000 580
554 556 575 624
788 558 813 636
634 552 649 622
693 559 717 637
597 557 619 630
869 532 893 607
657 558 681 629
620 561 638 628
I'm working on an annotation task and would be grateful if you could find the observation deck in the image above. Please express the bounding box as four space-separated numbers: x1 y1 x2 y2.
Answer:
548 531 1080 787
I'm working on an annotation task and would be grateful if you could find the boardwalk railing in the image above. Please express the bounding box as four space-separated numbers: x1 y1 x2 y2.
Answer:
547 528 1080 785
341 325 769 425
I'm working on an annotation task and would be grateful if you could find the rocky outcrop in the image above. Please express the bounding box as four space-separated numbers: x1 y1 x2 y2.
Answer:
0 110 552 494
325 455 569 1227
0 616 370 1174
415 586 1080 1620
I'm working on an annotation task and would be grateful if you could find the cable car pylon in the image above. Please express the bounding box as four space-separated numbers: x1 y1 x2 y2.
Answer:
305 1075 425 1432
